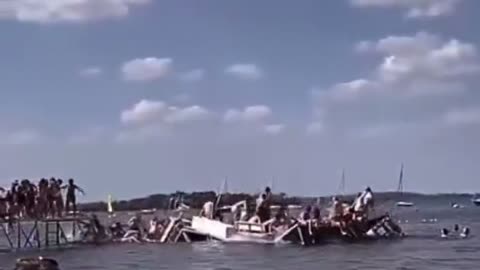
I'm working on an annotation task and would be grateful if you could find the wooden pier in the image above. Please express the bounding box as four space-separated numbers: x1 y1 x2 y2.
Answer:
0 217 88 252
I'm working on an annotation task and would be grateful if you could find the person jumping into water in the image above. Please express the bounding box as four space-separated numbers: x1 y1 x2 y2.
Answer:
65 178 85 215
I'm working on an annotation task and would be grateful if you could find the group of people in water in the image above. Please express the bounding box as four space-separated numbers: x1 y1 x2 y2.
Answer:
0 178 85 220
441 224 470 239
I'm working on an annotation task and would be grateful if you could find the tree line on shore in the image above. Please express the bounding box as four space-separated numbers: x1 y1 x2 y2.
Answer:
78 191 474 212
79 191 304 212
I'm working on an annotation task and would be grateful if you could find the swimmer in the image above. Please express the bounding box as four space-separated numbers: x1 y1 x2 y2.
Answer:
454 224 459 232
441 228 450 238
109 222 125 239
460 227 470 238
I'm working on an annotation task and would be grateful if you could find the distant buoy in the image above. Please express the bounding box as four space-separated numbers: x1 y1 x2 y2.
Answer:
15 257 59 270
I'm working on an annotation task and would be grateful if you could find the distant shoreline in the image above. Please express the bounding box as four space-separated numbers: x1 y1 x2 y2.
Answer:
78 191 477 212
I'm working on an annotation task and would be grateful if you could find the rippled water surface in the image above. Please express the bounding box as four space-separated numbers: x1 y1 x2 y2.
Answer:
1 204 480 270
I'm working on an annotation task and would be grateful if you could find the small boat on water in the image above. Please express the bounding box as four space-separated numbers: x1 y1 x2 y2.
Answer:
451 202 463 209
396 201 414 207
395 164 414 207
287 204 303 210
472 195 480 206
190 216 282 244
189 213 403 246
140 208 157 215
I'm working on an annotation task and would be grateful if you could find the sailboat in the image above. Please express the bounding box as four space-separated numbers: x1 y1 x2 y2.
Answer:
339 169 346 197
395 164 414 207
107 194 116 217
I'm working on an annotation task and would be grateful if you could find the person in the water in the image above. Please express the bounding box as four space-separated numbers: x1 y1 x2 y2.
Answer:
122 214 146 242
109 222 126 239
441 228 450 238
460 227 470 238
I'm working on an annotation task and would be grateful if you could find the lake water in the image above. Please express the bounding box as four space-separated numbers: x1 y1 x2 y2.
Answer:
1 201 480 270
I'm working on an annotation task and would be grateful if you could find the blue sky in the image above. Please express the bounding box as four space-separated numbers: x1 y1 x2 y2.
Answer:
1 0 479 201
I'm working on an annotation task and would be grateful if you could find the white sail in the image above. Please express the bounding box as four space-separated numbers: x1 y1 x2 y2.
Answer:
396 163 414 207
339 169 346 196
107 194 114 213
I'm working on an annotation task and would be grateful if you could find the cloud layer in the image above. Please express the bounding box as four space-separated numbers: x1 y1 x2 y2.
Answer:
121 57 172 82
350 0 462 18
0 0 150 23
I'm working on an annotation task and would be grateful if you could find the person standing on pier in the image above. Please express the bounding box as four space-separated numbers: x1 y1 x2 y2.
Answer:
0 187 7 219
65 178 85 215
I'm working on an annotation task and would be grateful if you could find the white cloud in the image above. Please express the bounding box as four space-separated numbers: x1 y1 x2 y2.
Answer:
0 129 42 145
179 69 205 82
80 66 102 77
121 99 210 126
350 0 461 18
225 64 263 80
121 99 167 126
118 100 211 143
321 32 479 101
164 105 210 124
264 124 285 135
121 57 172 82
444 107 480 126
0 0 150 23
224 105 272 123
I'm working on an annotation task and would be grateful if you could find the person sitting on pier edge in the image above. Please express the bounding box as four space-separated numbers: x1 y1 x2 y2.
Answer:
299 205 312 221
200 201 214 219
0 187 7 219
329 197 343 223
65 178 85 215
311 206 321 225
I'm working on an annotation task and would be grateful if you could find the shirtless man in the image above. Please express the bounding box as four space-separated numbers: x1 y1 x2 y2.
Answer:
0 187 7 219
37 179 49 218
47 178 57 217
65 178 85 215
200 201 214 219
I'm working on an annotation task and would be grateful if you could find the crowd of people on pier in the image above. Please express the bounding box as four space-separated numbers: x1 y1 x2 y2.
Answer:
0 178 85 220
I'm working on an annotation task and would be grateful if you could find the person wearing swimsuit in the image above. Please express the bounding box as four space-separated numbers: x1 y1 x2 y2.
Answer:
65 179 85 215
